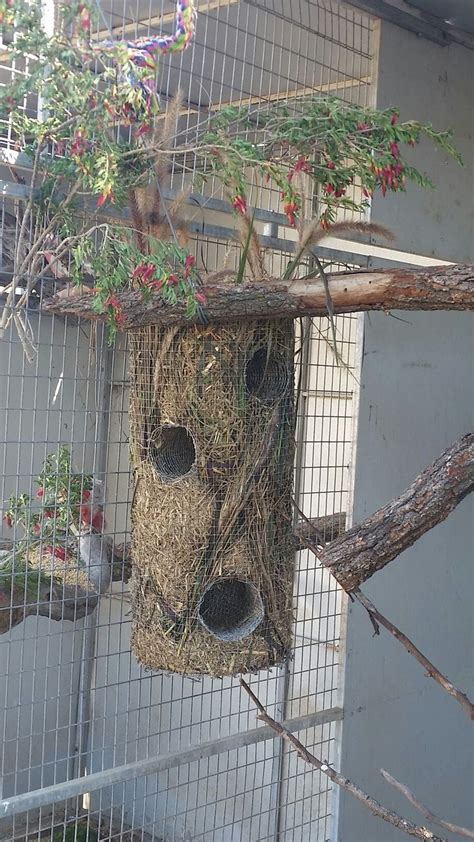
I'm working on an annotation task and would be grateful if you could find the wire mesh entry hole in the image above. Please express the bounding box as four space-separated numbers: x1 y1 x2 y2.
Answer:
198 578 264 642
245 347 290 403
150 425 196 481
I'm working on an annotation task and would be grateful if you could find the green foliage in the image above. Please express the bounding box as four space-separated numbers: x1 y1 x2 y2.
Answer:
2 445 93 540
0 0 462 350
201 97 462 229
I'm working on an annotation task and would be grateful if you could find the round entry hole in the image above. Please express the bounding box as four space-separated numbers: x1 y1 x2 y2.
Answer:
245 347 289 403
198 577 264 642
151 426 196 481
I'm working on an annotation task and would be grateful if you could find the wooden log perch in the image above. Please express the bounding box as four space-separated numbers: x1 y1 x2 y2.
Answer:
315 433 474 592
43 263 474 327
0 578 98 633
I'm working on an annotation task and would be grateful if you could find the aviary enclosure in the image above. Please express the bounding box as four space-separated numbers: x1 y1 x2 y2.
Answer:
0 1 366 837
2 1 466 841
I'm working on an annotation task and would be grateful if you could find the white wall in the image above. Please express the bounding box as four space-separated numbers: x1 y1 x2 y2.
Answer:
337 22 474 841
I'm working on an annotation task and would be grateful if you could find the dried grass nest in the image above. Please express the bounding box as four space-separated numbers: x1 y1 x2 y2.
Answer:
128 318 297 676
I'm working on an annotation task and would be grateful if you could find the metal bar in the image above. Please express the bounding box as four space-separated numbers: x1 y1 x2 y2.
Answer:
0 174 454 268
344 0 474 49
70 326 113 787
0 705 343 819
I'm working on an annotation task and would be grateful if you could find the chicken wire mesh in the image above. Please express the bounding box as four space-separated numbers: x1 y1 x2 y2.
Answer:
0 0 374 839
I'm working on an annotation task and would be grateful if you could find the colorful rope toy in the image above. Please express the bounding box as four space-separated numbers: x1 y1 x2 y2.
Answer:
95 0 196 73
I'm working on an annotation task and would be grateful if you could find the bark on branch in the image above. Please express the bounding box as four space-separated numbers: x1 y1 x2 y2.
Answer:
315 433 474 592
240 679 447 841
43 263 474 327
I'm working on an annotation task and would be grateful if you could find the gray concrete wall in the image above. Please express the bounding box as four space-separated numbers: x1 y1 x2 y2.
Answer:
337 21 474 842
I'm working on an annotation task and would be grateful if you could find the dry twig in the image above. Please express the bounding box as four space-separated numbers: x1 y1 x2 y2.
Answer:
353 589 474 721
240 679 446 841
381 769 474 840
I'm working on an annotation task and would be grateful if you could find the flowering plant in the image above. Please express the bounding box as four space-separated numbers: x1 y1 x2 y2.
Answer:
200 99 460 232
2 446 98 541
0 0 461 356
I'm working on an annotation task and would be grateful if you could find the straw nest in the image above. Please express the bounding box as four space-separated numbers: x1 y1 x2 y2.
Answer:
27 545 97 594
128 319 296 676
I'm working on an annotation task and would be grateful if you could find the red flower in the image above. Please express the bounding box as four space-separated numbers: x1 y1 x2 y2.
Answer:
36 487 45 498
3 515 13 528
184 254 197 278
391 113 399 125
326 161 336 170
323 183 335 195
390 141 400 158
135 123 152 138
71 129 87 157
78 4 91 33
96 193 107 209
357 122 370 131
44 509 55 519
283 200 299 227
288 157 311 182
80 504 91 525
232 195 247 216
50 545 67 561
334 188 346 198
148 278 164 291
115 310 126 328
82 489 91 502
195 292 207 305
167 274 179 286
141 264 156 284
33 523 41 535
131 263 148 280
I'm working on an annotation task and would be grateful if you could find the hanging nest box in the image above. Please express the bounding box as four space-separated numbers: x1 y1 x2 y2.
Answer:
129 318 296 676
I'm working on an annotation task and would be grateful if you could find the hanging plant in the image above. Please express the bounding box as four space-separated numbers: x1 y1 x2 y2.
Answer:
0 0 461 357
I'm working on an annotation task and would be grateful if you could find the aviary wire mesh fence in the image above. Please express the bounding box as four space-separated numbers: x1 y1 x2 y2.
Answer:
0 0 374 839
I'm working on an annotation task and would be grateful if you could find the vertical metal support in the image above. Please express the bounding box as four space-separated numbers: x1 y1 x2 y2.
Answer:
273 317 313 842
69 326 113 792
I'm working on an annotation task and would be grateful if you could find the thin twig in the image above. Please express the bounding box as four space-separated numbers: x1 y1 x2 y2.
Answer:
240 679 446 841
381 770 474 840
310 251 341 364
354 589 474 721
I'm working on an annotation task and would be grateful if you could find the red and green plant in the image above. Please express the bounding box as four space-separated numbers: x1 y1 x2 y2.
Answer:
0 0 462 355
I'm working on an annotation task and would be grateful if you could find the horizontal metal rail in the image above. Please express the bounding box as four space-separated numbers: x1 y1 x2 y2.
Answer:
0 149 453 268
0 705 343 818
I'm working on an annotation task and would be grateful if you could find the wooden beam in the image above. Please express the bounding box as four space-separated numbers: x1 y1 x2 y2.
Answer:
98 0 240 39
342 0 474 49
43 263 474 328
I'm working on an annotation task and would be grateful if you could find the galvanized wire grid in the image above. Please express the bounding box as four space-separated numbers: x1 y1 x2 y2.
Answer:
0 0 373 840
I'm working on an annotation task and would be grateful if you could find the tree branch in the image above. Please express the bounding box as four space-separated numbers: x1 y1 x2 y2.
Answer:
293 511 346 550
43 263 474 327
317 433 473 591
0 578 98 633
240 679 446 841
381 770 474 840
354 589 474 721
